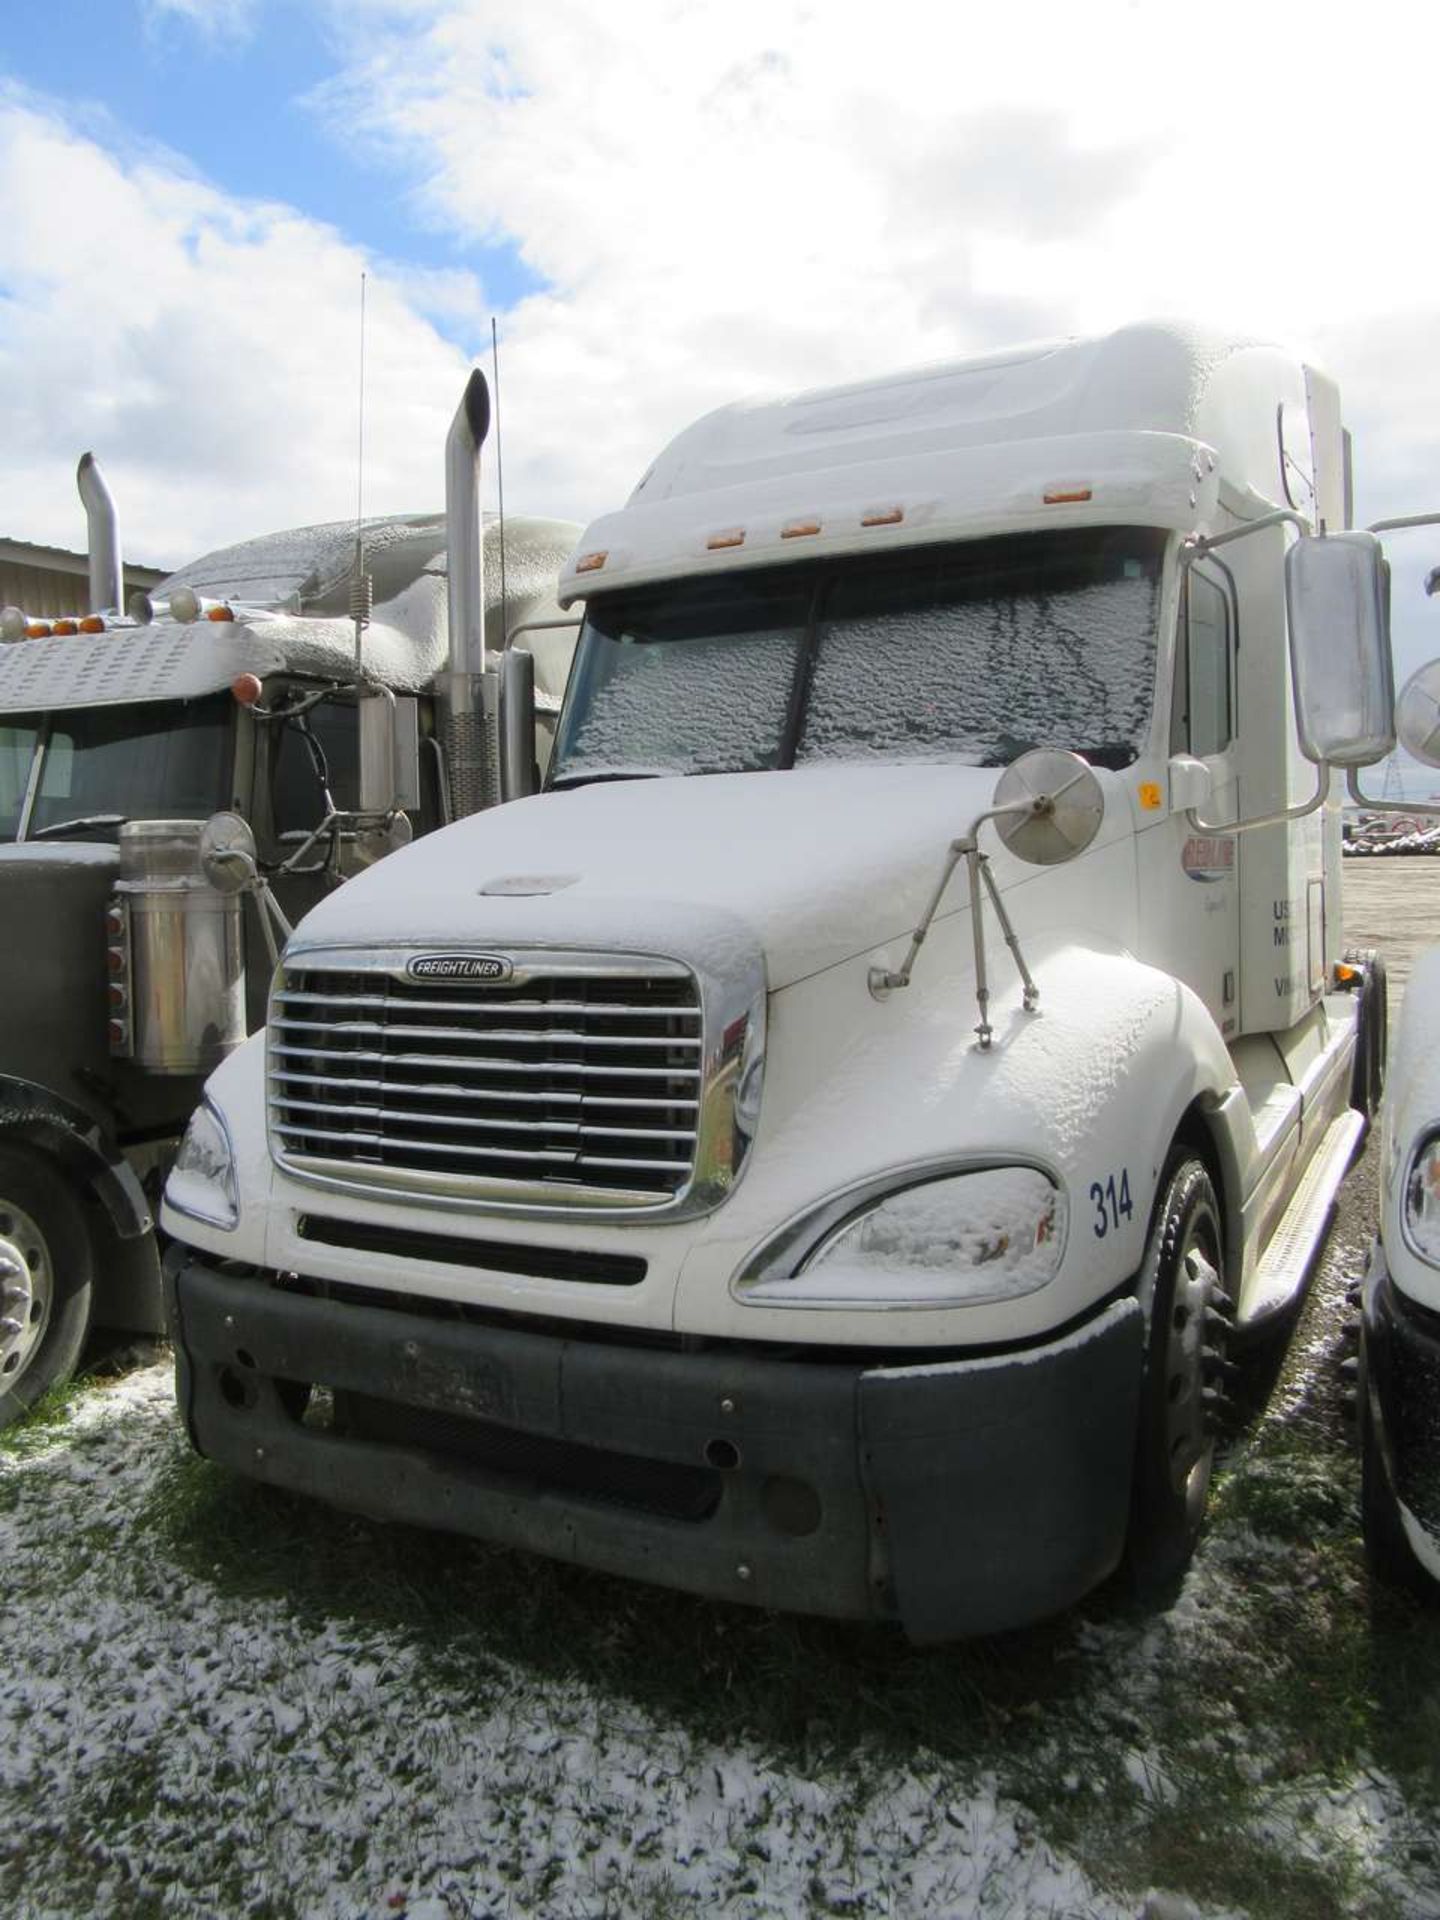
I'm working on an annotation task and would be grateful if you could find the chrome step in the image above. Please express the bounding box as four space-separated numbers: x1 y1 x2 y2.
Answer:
1238 1107 1366 1331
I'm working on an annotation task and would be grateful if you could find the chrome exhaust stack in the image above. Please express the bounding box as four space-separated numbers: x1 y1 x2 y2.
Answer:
76 453 122 615
435 369 500 818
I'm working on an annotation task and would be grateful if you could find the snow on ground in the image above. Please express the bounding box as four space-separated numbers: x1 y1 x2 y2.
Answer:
1 1363 1160 1920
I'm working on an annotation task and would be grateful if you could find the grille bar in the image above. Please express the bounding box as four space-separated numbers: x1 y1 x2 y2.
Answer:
269 956 706 1203
269 1093 697 1145
275 1015 703 1052
272 1041 703 1083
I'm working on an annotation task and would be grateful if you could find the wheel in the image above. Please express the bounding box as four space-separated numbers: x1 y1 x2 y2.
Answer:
0 1145 95 1430
1125 1154 1231 1593
1343 947 1388 1120
1358 1337 1436 1601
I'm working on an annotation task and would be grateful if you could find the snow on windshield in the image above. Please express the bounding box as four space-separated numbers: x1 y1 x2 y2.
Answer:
553 530 1162 783
800 577 1156 768
558 624 800 775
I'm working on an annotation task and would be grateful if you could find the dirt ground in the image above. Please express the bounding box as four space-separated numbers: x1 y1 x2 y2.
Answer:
1342 853 1440 1007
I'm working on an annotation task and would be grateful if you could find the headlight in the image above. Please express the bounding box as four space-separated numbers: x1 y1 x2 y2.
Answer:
737 1165 1067 1309
166 1099 239 1230
1403 1133 1440 1266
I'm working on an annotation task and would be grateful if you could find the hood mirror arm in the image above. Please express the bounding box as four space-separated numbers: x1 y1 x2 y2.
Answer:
869 797 1042 1049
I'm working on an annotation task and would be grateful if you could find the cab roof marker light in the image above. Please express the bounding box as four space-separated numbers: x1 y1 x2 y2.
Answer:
781 518 822 539
78 615 106 634
1043 485 1094 505
707 529 746 551
25 621 53 639
205 605 236 623
574 550 608 575
861 506 905 527
52 619 78 636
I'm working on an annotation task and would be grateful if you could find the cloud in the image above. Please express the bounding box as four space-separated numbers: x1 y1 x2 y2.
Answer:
140 0 259 43
311 0 1440 554
0 90 482 567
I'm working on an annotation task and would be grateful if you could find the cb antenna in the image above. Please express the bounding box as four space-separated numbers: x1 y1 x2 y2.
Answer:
352 269 374 677
492 316 508 647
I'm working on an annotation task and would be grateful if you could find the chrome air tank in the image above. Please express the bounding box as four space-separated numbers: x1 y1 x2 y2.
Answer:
112 820 245 1075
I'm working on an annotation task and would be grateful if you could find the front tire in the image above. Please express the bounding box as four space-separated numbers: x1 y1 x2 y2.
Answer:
0 1146 94 1429
1125 1154 1230 1593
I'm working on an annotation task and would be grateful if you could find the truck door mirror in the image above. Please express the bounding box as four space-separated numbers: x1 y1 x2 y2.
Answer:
499 646 538 801
358 691 421 814
1285 532 1395 766
1396 659 1440 768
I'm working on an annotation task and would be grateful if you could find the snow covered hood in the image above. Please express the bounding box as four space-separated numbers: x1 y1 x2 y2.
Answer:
288 763 1116 991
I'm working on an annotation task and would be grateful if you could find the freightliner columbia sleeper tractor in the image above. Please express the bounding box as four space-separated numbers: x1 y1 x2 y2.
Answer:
0 373 579 1427
163 322 1419 1639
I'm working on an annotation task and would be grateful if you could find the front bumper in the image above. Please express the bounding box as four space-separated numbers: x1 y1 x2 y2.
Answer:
165 1248 1143 1640
1362 1238 1440 1550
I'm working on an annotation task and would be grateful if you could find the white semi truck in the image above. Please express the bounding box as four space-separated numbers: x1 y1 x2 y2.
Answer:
161 321 1415 1639
0 372 580 1427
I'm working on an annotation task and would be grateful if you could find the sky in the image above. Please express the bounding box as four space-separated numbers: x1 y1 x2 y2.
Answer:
1 0 1438 745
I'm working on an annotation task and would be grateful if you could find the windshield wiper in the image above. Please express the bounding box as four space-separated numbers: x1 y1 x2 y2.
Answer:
30 813 128 841
548 767 672 792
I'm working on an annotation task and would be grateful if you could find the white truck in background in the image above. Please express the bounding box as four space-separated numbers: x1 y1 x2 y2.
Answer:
0 372 580 1427
162 321 1421 1640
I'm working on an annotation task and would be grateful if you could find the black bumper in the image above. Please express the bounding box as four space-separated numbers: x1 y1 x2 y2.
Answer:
165 1248 1144 1641
1362 1239 1440 1542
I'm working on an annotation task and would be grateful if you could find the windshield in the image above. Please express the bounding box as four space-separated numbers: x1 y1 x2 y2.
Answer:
551 527 1166 784
0 696 234 842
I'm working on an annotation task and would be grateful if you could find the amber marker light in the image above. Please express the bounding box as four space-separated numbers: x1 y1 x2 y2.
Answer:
574 551 608 575
79 615 106 634
52 619 78 636
1043 486 1094 505
1138 782 1163 811
706 529 746 550
231 673 264 707
781 518 822 539
205 605 235 623
861 506 904 527
25 622 52 639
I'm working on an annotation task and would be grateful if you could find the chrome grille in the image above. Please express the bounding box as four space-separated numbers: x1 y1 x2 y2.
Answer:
268 955 704 1207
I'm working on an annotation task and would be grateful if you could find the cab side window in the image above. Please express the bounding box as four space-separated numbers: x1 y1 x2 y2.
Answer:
1171 566 1234 758
272 699 360 836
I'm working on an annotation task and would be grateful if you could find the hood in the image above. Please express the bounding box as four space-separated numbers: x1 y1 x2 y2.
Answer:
288 763 1116 990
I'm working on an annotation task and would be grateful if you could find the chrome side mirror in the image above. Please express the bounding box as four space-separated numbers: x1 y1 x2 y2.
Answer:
1397 659 1440 769
992 748 1104 866
1285 532 1395 766
358 690 421 815
199 811 259 893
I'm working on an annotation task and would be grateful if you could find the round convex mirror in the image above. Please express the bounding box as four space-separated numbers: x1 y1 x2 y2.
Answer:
1396 660 1440 769
199 811 259 893
353 811 415 869
993 748 1105 867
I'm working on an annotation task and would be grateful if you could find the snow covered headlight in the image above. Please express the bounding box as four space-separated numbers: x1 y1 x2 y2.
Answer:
165 1098 239 1230
738 1166 1066 1309
1403 1133 1440 1266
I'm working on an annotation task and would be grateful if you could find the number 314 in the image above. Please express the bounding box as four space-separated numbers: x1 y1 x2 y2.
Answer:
1090 1170 1133 1238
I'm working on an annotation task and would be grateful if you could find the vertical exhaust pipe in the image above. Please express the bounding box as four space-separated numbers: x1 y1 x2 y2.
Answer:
436 369 500 816
76 453 122 614
445 369 491 675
